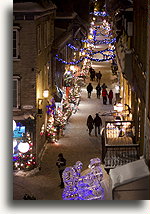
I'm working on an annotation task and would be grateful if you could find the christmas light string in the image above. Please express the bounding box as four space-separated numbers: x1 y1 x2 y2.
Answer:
55 53 116 65
76 37 116 45
67 43 115 56
90 11 109 17
54 11 116 65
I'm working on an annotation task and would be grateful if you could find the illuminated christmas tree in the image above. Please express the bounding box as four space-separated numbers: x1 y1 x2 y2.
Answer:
62 98 72 121
64 70 74 87
13 132 36 171
46 114 58 143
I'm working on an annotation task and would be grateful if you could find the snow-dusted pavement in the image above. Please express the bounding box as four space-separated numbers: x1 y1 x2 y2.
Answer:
13 61 117 200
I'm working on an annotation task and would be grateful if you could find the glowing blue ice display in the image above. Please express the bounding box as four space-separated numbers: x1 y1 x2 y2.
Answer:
62 158 105 200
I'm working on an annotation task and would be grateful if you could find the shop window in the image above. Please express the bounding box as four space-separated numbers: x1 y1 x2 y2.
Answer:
13 27 20 59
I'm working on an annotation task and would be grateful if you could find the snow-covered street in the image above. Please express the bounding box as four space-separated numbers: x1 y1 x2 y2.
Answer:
13 60 117 200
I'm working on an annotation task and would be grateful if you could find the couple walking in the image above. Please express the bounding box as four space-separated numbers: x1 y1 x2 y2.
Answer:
87 82 101 99
87 113 102 136
101 83 113 105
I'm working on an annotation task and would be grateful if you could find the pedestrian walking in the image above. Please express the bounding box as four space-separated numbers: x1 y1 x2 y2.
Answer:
86 83 93 98
95 71 102 83
89 66 93 73
89 67 93 81
108 89 113 104
87 115 94 136
101 83 107 89
56 153 66 188
89 68 95 81
102 88 108 104
93 113 102 136
96 83 101 99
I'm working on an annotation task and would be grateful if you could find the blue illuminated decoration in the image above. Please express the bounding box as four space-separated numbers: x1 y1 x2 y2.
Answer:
55 54 115 65
62 158 105 200
67 43 93 52
67 43 115 56
13 126 25 138
92 31 112 37
55 54 84 65
67 44 79 51
79 38 116 45
55 14 116 65
90 11 109 17
46 98 56 115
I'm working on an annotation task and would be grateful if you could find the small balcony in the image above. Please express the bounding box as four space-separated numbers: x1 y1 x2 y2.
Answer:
102 120 140 171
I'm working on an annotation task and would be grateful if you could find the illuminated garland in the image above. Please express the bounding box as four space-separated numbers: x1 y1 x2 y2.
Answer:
90 28 112 37
79 38 116 45
55 13 116 65
67 43 115 55
92 32 112 37
55 54 115 65
87 49 115 57
90 11 109 17
55 55 84 65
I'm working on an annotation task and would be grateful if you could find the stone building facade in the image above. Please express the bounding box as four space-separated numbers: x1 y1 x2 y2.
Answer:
13 1 56 163
144 0 150 167
105 0 149 164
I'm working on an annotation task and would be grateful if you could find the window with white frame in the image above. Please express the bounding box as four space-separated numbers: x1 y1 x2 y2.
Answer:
13 27 20 59
13 78 20 109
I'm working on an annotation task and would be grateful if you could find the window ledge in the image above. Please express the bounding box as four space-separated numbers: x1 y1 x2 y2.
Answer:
13 58 21 62
13 108 21 112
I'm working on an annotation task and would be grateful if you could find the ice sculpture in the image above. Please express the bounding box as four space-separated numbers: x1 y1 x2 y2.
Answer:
62 158 104 200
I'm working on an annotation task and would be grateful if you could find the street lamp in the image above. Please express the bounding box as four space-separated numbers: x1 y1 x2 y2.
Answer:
43 89 49 98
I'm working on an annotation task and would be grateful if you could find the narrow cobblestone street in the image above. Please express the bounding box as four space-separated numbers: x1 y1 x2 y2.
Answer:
13 60 117 200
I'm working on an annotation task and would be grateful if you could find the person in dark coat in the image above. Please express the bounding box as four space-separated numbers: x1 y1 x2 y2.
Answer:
86 83 93 98
96 83 101 99
96 71 102 83
87 115 94 136
90 68 95 81
108 89 113 104
101 83 107 89
102 88 108 104
93 113 102 136
56 153 66 188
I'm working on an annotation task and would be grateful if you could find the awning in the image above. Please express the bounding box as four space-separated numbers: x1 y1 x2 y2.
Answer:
13 113 34 121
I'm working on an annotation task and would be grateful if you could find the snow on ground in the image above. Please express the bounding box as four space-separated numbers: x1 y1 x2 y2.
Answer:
13 60 117 200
